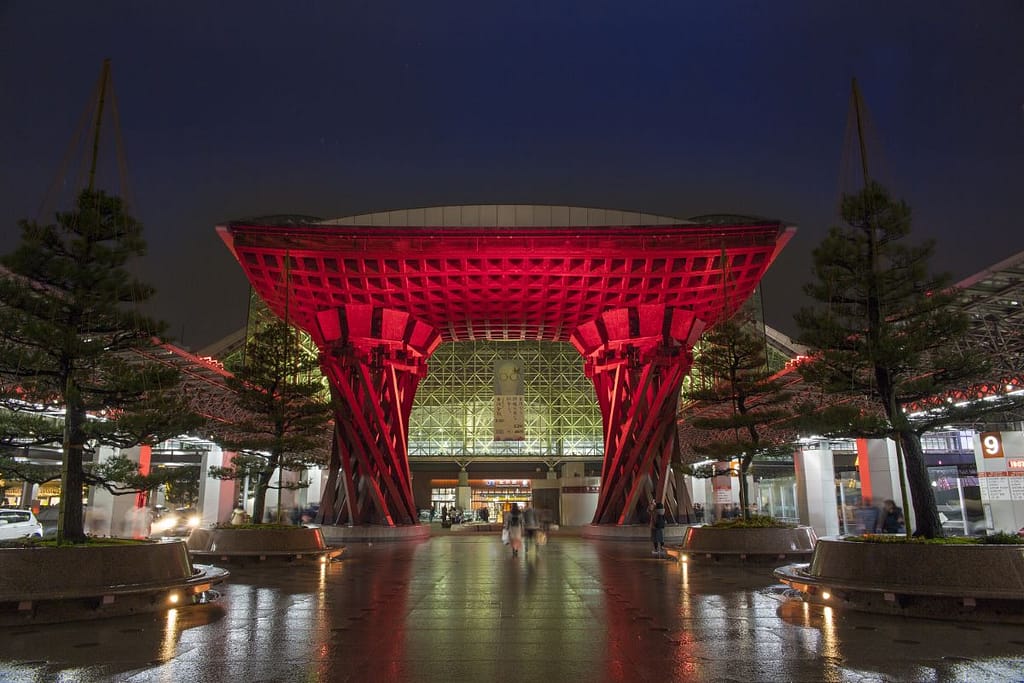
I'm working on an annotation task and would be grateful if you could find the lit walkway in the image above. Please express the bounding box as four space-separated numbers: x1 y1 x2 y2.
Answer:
1 533 1023 682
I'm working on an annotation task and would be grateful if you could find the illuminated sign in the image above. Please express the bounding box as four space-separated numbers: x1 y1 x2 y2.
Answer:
1008 458 1024 470
484 479 531 488
980 432 1005 458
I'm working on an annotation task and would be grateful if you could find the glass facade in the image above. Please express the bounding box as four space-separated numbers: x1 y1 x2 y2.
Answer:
408 340 603 458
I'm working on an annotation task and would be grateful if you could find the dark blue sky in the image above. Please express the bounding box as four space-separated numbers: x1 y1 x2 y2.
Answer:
2 2 1022 350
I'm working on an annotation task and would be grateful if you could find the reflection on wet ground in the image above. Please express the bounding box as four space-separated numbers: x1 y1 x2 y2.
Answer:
0 534 1022 682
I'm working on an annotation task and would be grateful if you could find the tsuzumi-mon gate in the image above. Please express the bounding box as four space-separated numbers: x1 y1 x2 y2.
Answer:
217 205 793 528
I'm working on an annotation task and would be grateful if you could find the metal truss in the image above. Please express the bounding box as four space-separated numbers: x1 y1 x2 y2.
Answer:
952 251 1024 387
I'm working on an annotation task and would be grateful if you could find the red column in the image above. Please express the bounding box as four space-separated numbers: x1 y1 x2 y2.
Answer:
134 444 152 509
571 306 704 525
315 305 440 526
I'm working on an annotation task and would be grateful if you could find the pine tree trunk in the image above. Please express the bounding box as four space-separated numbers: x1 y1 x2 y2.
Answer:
251 467 274 524
60 380 87 542
899 431 943 538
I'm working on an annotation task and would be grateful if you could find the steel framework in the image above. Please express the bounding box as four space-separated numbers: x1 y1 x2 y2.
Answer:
218 206 793 525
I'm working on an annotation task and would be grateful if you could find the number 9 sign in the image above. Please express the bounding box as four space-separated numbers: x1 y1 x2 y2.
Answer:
980 432 1004 459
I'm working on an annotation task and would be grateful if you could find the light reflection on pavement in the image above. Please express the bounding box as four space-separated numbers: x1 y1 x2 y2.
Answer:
0 534 1021 682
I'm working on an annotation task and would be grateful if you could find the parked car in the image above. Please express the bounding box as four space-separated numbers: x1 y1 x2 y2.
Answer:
0 508 44 540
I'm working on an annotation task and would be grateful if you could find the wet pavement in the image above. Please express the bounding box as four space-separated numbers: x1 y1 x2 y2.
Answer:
1 532 1023 682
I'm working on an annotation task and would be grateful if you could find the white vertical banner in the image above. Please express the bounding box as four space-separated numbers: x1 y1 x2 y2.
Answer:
494 359 525 441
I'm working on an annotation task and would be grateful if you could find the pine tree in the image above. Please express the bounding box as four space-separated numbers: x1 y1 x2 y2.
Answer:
209 318 333 524
0 190 199 541
795 181 1004 538
682 303 797 520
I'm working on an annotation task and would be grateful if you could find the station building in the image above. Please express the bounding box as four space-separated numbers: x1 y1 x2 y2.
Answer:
4 209 1023 540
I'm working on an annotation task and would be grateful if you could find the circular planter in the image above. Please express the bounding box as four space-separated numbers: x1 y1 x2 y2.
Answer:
0 540 228 624
775 538 1024 623
581 524 689 543
677 525 818 563
187 526 343 563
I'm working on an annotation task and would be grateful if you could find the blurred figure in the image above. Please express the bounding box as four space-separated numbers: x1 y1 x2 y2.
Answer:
504 503 524 557
127 505 151 539
85 506 109 537
854 497 880 534
522 502 539 553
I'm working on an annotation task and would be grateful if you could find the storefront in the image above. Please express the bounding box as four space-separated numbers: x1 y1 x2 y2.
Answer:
430 478 533 522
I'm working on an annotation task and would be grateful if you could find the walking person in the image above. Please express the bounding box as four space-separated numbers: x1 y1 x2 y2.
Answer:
650 501 667 557
504 503 524 557
522 502 539 554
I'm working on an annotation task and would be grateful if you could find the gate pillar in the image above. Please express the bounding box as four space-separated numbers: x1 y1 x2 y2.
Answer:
314 305 440 526
571 305 704 525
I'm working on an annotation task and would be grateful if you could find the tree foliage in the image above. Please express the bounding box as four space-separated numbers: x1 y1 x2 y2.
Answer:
682 303 798 519
0 190 200 541
794 181 1008 538
209 318 332 524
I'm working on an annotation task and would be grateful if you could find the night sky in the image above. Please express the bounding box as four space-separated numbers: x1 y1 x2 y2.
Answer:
2 2 1022 351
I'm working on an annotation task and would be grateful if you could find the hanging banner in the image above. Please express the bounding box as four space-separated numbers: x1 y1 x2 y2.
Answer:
494 359 525 441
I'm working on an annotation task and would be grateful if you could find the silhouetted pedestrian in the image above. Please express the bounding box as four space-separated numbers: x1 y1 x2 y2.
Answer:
650 501 667 557
881 499 905 533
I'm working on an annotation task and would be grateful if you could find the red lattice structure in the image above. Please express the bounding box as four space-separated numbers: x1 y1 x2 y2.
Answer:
218 206 794 526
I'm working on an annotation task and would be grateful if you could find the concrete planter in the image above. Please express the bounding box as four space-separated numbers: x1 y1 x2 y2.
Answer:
0 540 227 624
318 523 431 544
775 538 1024 623
187 526 343 562
581 524 689 543
676 525 818 563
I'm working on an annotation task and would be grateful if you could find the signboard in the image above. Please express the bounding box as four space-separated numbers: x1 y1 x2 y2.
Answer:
1008 458 1024 471
712 460 732 503
980 432 1005 458
484 479 530 488
494 360 525 441
1010 472 1024 501
978 473 1011 499
562 486 600 494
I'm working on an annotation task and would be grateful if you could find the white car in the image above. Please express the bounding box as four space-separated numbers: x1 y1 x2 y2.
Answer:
0 509 44 540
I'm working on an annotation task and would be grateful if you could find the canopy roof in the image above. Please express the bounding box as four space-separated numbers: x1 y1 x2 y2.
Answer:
218 205 795 345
